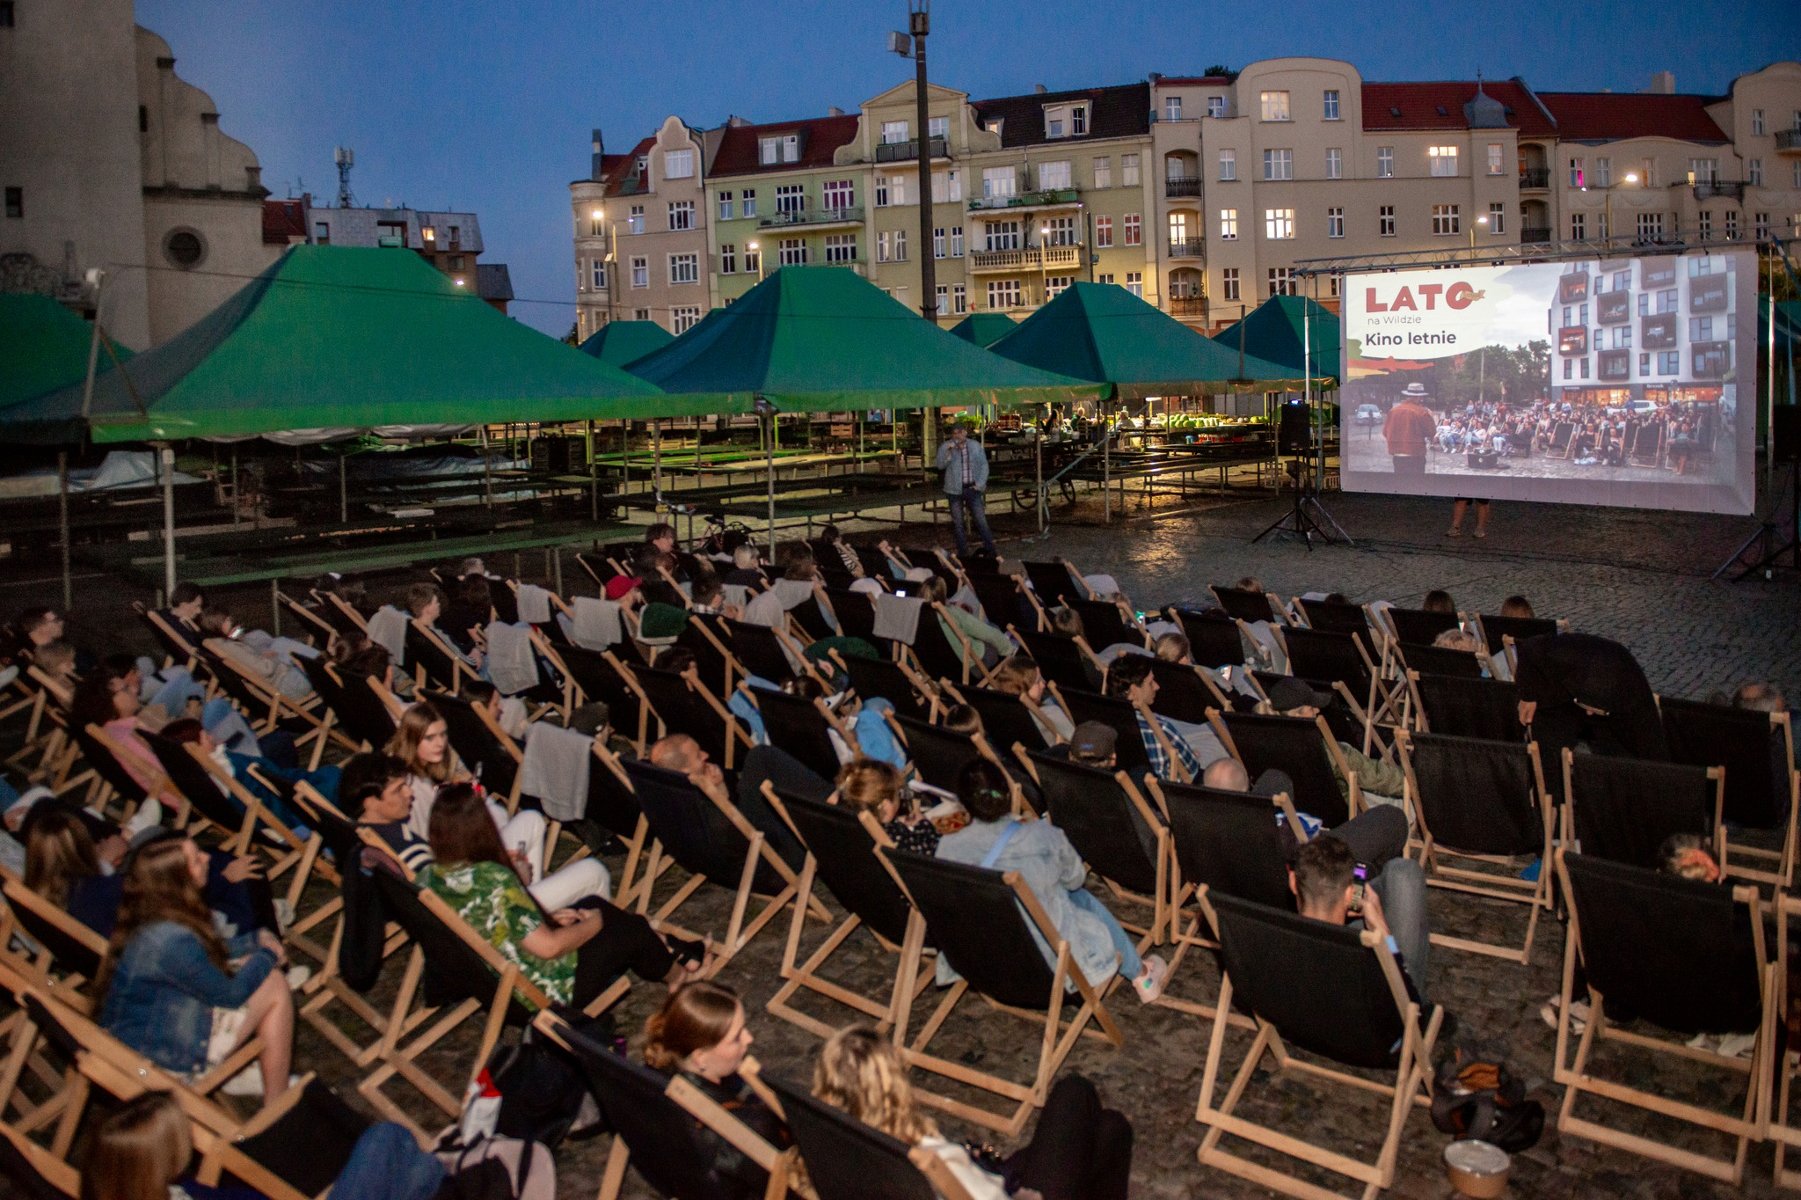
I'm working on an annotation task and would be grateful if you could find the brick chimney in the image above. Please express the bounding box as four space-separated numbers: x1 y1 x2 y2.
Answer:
1647 71 1675 94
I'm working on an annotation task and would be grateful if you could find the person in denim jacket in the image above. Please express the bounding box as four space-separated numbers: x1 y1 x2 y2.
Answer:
95 835 294 1108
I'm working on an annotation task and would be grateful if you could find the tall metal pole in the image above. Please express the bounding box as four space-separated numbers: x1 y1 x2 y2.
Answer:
57 452 71 611
910 1 940 473
158 442 176 599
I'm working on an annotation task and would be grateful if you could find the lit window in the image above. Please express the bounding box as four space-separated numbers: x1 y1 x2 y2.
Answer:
1487 144 1504 176
1428 146 1459 177
1260 90 1291 121
1264 208 1295 239
663 149 695 179
1219 209 1237 240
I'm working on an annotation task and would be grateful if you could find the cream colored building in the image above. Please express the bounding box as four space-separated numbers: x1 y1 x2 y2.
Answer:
0 0 277 349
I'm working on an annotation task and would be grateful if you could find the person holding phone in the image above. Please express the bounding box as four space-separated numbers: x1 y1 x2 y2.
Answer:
1290 834 1431 1001
935 422 998 560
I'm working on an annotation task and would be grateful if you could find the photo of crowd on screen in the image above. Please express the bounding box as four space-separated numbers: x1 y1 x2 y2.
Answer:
1339 255 1739 486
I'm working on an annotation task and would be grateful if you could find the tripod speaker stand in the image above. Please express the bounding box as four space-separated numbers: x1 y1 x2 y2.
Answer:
1253 400 1354 549
1713 406 1800 581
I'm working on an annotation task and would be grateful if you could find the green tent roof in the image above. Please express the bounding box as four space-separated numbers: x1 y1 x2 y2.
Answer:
578 319 674 367
1210 294 1340 385
0 245 668 444
987 282 1307 400
947 312 1018 348
623 267 1101 414
0 293 132 409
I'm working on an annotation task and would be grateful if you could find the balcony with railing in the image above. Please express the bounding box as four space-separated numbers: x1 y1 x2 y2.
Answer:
1165 176 1203 198
1521 226 1552 244
1168 296 1207 317
1693 181 1745 202
1518 168 1550 190
967 188 1083 213
758 206 864 230
1167 239 1204 259
874 136 948 163
1775 129 1801 154
967 244 1084 273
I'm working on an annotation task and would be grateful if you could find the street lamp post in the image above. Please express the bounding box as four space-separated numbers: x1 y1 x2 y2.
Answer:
1040 223 1050 305
748 239 765 281
1590 170 1640 250
1468 213 1489 252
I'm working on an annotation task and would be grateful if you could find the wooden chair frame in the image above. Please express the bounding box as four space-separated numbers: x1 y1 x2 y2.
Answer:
198 645 341 771
1558 747 1724 868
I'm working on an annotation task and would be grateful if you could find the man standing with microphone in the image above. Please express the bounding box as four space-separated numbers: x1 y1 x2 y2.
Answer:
935 420 998 560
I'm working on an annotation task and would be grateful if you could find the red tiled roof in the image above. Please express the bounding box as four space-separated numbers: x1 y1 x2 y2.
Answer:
603 138 657 196
261 198 306 244
1361 80 1556 136
1536 91 1728 143
708 114 860 179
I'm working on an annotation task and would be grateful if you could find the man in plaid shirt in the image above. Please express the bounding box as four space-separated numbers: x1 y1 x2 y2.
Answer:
1105 655 1202 782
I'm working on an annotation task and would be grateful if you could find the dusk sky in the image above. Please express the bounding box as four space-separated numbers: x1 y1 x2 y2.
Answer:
137 0 1798 338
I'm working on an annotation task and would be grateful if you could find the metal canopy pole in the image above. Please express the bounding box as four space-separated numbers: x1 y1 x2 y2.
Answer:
652 420 663 494
586 419 598 522
1035 405 1045 534
479 425 494 510
230 445 240 527
1102 401 1112 523
158 442 176 599
338 452 349 522
57 452 71 610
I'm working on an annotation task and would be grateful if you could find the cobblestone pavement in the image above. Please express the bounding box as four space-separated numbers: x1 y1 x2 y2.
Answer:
3 488 1798 1199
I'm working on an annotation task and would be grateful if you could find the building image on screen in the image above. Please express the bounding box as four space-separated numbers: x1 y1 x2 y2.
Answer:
1338 253 1754 516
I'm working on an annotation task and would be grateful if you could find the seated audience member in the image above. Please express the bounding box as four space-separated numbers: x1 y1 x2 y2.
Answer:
73 669 185 812
158 717 329 833
643 981 791 1199
837 758 939 855
990 654 1073 743
314 572 370 613
937 760 1166 1002
918 576 1013 668
441 573 496 657
31 639 79 700
643 521 680 560
1431 627 1487 670
1264 677 1409 803
1290 833 1432 1001
334 634 413 700
722 545 767 589
462 678 528 741
638 580 692 644
1421 589 1457 615
1103 654 1214 780
649 733 808 870
817 524 864 578
1733 680 1788 715
197 606 316 701
603 573 646 612
403 582 483 673
160 581 207 637
940 703 984 739
1513 633 1667 783
812 1024 1133 1200
1659 832 1722 883
569 699 637 761
416 783 699 1009
458 556 500 581
348 752 433 876
1048 605 1085 640
5 607 94 673
689 573 738 619
95 835 294 1106
1499 594 1536 619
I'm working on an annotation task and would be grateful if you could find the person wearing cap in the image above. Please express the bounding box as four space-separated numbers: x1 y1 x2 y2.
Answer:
1103 655 1214 782
1383 385 1436 476
1264 677 1408 805
604 573 645 607
934 421 998 560
637 580 692 646
1067 720 1119 768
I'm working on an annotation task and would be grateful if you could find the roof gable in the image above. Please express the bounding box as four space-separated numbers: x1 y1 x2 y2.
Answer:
708 114 861 178
970 82 1150 147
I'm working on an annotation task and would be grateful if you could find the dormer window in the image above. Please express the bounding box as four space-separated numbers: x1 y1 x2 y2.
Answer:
984 118 1004 136
758 134 800 165
1043 104 1087 139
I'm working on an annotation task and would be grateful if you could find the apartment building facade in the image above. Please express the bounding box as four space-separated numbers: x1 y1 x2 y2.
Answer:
571 59 1800 339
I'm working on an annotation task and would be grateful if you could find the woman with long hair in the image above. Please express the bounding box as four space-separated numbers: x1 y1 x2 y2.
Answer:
836 758 938 855
22 804 99 910
94 836 293 1108
642 981 788 1198
814 1025 1133 1200
988 655 1072 744
72 668 175 817
416 783 700 1010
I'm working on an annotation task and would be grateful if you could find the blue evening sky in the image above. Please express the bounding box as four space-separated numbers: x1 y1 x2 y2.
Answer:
137 0 1797 336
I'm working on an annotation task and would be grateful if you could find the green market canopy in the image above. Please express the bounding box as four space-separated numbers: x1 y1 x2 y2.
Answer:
0 245 669 444
578 319 674 367
947 312 1018 348
1210 294 1341 386
0 293 132 409
623 266 1101 414
986 282 1306 400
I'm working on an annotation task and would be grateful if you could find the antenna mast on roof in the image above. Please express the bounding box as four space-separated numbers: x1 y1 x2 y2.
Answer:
334 147 355 209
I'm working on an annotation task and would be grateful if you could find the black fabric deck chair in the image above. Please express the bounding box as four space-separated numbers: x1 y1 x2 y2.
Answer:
1392 641 1485 680
1293 597 1371 638
310 590 369 639
1659 697 1800 888
822 588 890 655
186 1078 377 1200
953 685 1052 753
1411 673 1520 741
751 688 848 781
1552 851 1773 1185
1771 894 1801 1187
1168 608 1250 670
425 691 521 806
1214 711 1354 829
1562 750 1719 870
621 759 806 968
1207 584 1281 625
1194 891 1442 1200
0 1117 77 1199
721 617 800 685
1008 628 1099 691
1145 658 1230 725
890 713 997 795
631 664 750 770
906 605 976 686
762 787 929 1039
678 614 735 695
1049 685 1160 781
142 733 308 893
1473 613 1558 656
533 1011 791 1200
135 603 203 671
402 620 472 692
195 644 333 769
833 651 933 722
1022 750 1169 943
969 572 1038 633
1071 598 1146 654
758 1070 979 1200
1279 626 1394 747
1022 559 1089 608
1382 606 1460 647
878 848 1123 1135
553 644 646 745
575 550 625 592
299 657 395 750
72 721 155 821
0 876 106 992
788 593 837 643
1396 730 1552 964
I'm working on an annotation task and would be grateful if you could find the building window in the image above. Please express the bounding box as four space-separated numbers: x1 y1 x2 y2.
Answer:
893 230 908 261
987 280 1022 309
1037 160 1072 190
1428 145 1459 177
1325 147 1342 179
447 254 465 271
1267 268 1295 297
586 214 602 237
1697 210 1713 241
1377 146 1393 178
1094 216 1113 247
1125 272 1143 298
1123 213 1141 245
720 244 736 274
1749 158 1763 186
935 284 948 314
775 185 804 215
874 177 889 207
1218 149 1236 181
1725 210 1739 240
741 192 757 218
1567 157 1585 188
163 229 204 268
953 284 967 313
823 179 855 211
1263 148 1292 180
633 308 651 321
1431 204 1460 235
664 148 695 179
1329 275 1341 298
1379 205 1396 237
672 306 702 333
1043 216 1077 245
1688 157 1719 184
981 167 1015 199
1327 207 1344 238
1487 202 1505 234
1045 274 1073 300
1755 212 1771 240
1164 95 1183 122
1636 211 1664 241
933 227 945 258
1068 107 1085 136
313 221 330 243
951 226 964 256
1092 156 1112 189
1752 108 1765 135
1221 268 1240 301
1097 273 1114 285
984 220 1021 252
1218 209 1237 240
668 253 698 284
759 134 799 165
1658 351 1680 375
881 120 909 145
778 238 807 265
1589 157 1608 187
930 115 949 139
1323 89 1341 120
2 187 21 218
627 205 645 234
1122 154 1140 186
630 256 648 287
668 201 694 230
1260 90 1291 121
592 259 607 289
1793 161 1801 188
1487 144 1504 176
824 233 857 263
717 191 734 221
743 244 761 274
1570 212 1586 240
1264 208 1295 239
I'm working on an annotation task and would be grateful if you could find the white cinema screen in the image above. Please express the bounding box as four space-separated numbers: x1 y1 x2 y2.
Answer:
1338 253 1755 516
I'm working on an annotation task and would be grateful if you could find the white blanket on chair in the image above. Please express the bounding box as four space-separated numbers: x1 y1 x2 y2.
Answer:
519 721 591 822
873 594 925 644
566 598 624 651
484 622 539 697
366 606 409 665
514 584 553 624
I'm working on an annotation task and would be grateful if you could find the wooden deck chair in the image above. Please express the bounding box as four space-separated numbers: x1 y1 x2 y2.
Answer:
74 721 160 820
276 590 339 650
0 1115 78 1199
787 591 838 643
310 590 369 638
1411 673 1520 740
1391 640 1487 682
619 759 810 971
877 847 1124 1135
677 612 736 695
1207 584 1288 626
0 876 106 999
888 713 1008 797
746 687 852 781
533 1010 792 1200
1194 890 1443 1200
1378 606 1460 650
1018 750 1170 944
1022 559 1091 608
179 1078 383 1199
1213 710 1358 829
1168 608 1253 671
762 786 930 1041
546 642 647 749
195 645 337 770
757 1069 980 1200
1396 730 1552 964
6 668 75 786
822 587 895 655
425 691 522 809
718 616 804 685
945 683 1054 752
141 736 309 888
1049 683 1174 783
575 550 626 592
968 571 1042 634
133 603 205 674
906 603 983 687
0 954 91 1158
402 618 475 693
834 650 936 722
1562 749 1720 870
1146 657 1232 726
1658 697 1800 889
1008 627 1101 692
629 663 753 771
1279 625 1396 753
1768 893 1801 1187
1552 851 1774 1185
1292 597 1371 638
1471 612 1559 668
1070 597 1150 654
1548 418 1575 456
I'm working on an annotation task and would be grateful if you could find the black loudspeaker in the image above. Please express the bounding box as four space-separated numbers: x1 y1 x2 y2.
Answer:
1277 401 1312 456
1776 406 1799 465
531 436 588 474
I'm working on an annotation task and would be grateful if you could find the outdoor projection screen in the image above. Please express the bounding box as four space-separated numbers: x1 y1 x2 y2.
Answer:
1338 252 1755 515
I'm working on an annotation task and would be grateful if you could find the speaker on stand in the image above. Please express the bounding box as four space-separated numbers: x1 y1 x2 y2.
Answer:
1253 397 1354 549
1714 407 1799 581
